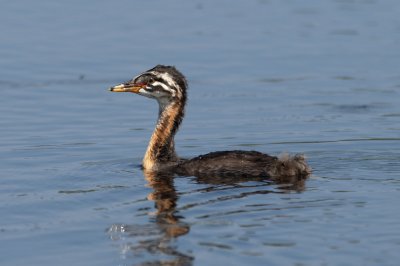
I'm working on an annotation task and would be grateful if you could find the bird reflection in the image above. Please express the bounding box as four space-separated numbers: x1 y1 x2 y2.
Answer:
108 169 307 265
144 170 190 239
108 169 193 266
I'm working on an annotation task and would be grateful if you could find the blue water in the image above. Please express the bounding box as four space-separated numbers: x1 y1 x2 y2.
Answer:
1 0 400 265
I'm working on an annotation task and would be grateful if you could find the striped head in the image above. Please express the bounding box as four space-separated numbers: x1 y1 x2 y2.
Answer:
110 65 187 105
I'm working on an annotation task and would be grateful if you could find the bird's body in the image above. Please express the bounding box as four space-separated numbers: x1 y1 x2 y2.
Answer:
110 65 311 180
176 150 277 178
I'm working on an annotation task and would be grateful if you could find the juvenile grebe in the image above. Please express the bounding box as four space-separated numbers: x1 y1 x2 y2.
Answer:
109 65 311 179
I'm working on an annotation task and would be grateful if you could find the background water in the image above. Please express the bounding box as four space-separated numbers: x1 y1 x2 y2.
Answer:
1 0 400 265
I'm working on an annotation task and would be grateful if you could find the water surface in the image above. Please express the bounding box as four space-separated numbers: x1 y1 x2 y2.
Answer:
1 0 400 265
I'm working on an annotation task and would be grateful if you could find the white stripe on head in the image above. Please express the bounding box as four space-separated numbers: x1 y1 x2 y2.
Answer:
143 70 183 99
152 81 176 97
157 73 179 89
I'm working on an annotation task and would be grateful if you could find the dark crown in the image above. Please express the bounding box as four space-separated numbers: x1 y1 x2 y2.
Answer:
138 65 188 101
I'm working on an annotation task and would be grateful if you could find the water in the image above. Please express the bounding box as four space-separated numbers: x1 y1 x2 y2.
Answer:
1 0 400 265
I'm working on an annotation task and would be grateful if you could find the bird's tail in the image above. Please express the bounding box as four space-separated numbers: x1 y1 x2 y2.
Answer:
268 153 311 180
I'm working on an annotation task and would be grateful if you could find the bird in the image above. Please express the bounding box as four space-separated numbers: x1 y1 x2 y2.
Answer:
109 65 311 180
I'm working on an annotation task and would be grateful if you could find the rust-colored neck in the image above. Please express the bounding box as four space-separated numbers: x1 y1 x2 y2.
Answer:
143 100 184 170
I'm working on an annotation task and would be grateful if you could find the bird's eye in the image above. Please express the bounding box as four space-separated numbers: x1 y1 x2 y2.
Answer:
145 77 156 90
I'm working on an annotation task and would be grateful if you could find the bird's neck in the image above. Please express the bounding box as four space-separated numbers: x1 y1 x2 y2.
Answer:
143 100 184 170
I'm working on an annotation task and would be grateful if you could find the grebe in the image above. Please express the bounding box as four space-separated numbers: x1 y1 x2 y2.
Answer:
109 65 311 179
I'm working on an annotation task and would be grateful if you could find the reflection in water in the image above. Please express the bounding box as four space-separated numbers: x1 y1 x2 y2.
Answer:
145 171 190 239
108 169 307 265
108 170 193 265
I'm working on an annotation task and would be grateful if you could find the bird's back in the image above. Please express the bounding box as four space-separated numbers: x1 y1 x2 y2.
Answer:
176 150 278 178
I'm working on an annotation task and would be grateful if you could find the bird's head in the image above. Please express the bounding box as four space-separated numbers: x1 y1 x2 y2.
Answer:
109 65 187 106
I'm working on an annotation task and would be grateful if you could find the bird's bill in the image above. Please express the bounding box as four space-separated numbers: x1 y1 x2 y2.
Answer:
109 83 145 93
